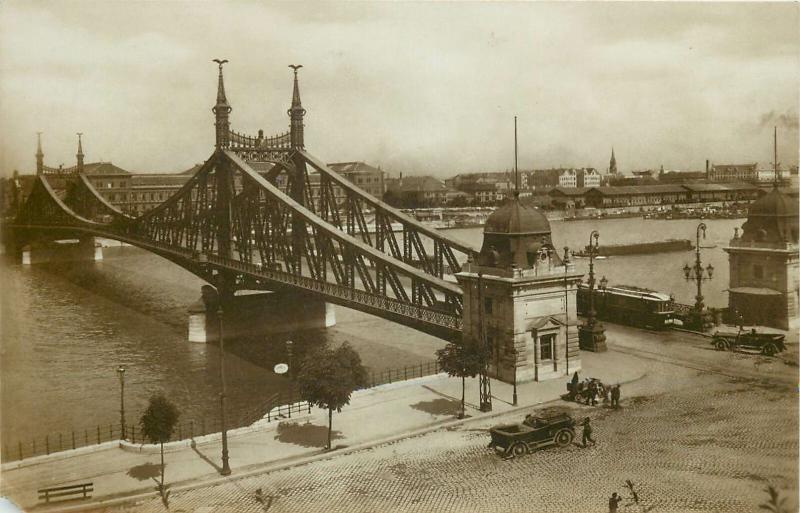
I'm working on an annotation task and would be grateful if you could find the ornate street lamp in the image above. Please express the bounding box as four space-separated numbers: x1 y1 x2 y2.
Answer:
510 346 518 406
218 303 231 476
285 340 294 401
563 247 571 374
194 252 231 475
578 230 607 352
117 366 126 440
682 222 714 331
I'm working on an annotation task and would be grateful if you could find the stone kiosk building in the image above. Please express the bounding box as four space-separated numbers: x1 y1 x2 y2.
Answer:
724 186 799 329
455 196 584 383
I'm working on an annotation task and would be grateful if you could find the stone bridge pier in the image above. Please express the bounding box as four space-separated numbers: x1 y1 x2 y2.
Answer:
188 286 337 343
18 237 103 265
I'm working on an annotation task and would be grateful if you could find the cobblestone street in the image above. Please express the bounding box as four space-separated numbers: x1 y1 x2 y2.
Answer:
99 333 798 513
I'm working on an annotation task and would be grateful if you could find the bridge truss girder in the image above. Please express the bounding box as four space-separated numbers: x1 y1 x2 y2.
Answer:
10 150 465 340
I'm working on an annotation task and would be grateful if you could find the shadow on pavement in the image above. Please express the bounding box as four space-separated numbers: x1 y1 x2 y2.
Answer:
191 444 223 473
410 398 461 416
127 462 161 481
274 421 342 448
421 385 479 410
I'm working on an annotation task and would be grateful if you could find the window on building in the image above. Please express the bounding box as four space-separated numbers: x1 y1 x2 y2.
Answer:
484 297 493 314
540 334 555 360
754 264 764 280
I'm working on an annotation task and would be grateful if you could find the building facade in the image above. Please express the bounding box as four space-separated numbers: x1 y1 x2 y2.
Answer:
456 195 583 384
724 187 799 329
708 163 758 183
327 161 385 199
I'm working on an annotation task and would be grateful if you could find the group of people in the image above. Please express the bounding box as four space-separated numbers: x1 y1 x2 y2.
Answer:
568 372 623 408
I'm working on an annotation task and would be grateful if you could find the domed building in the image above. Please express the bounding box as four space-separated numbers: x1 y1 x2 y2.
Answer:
724 186 799 329
456 194 584 385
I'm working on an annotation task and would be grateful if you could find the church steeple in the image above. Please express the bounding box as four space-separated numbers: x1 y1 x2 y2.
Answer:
609 147 617 174
36 132 44 175
76 132 84 173
288 65 306 149
211 59 231 148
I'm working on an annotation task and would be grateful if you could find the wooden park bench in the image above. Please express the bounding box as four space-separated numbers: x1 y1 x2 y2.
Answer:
37 482 93 504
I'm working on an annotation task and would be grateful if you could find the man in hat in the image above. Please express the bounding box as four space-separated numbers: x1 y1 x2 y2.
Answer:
582 418 596 447
608 492 622 513
611 384 621 408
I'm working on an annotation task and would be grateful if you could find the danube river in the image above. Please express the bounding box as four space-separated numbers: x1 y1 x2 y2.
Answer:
0 216 742 450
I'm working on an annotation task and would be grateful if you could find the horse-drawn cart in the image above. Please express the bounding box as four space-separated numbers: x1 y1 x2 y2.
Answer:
566 377 607 403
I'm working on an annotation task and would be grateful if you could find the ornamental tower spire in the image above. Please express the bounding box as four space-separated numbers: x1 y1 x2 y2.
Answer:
76 132 84 173
288 64 306 149
609 147 617 174
36 132 44 175
212 59 231 148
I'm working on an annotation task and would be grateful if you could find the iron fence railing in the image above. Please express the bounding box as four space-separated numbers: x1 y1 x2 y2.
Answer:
1 359 442 463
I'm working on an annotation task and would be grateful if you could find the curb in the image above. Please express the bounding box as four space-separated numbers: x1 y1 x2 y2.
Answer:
36 369 648 513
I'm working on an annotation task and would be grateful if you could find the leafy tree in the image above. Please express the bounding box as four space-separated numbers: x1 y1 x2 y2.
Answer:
140 393 179 504
296 342 368 450
436 336 487 419
760 485 791 513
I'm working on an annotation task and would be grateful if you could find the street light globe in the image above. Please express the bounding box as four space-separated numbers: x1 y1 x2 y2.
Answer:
117 365 125 376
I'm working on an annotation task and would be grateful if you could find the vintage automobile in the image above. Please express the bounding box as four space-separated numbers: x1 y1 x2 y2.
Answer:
711 326 786 356
489 412 576 458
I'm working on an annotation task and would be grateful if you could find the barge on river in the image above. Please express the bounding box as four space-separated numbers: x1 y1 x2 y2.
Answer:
572 238 692 257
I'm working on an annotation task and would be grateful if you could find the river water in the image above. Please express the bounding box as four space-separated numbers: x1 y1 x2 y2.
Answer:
0 216 742 449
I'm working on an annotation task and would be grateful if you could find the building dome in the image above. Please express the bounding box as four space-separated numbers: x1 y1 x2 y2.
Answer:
741 187 799 244
484 199 551 235
478 198 558 270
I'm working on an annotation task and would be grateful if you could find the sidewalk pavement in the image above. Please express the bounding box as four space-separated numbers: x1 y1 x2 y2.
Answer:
0 349 646 512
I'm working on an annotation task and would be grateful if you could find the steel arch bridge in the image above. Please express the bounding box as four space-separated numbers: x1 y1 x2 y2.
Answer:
7 63 477 341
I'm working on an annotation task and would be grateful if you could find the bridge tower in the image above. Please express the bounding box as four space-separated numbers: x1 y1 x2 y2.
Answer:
288 65 308 274
36 132 44 175
288 64 306 149
212 59 232 149
76 133 84 173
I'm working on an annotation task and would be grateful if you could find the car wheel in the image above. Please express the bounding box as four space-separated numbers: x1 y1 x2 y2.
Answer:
554 429 574 447
511 443 528 457
713 338 728 351
762 343 777 357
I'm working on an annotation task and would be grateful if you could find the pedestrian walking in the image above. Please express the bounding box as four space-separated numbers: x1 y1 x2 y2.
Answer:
582 418 595 447
588 381 598 406
611 384 621 408
608 492 622 513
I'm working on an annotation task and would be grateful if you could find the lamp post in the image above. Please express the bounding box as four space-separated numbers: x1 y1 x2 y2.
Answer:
579 230 607 352
116 366 126 440
563 247 571 374
218 304 231 475
285 340 294 401
511 346 518 406
682 222 714 331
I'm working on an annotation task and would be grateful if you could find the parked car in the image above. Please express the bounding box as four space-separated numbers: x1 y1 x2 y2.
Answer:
711 326 786 356
489 413 576 458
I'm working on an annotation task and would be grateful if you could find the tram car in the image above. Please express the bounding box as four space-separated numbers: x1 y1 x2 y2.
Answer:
576 283 674 329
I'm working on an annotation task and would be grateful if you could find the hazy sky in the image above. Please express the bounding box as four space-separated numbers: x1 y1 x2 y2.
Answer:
1 1 798 178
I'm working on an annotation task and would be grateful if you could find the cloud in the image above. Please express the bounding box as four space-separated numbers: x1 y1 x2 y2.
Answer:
0 1 798 177
759 110 800 131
